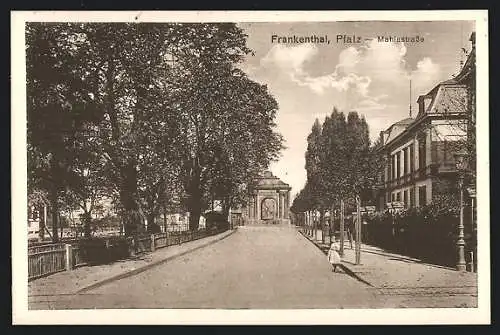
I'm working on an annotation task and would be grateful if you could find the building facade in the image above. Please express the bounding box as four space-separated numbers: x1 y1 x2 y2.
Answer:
376 33 475 211
245 171 291 224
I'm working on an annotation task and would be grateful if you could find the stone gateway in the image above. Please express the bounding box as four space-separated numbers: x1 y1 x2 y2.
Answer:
245 171 291 225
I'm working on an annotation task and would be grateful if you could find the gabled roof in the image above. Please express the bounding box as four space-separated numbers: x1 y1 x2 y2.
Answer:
416 34 474 120
254 170 291 190
393 117 415 126
380 31 474 151
381 117 414 146
416 82 467 120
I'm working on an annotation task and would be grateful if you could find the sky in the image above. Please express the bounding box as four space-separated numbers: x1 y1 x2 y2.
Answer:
237 21 475 196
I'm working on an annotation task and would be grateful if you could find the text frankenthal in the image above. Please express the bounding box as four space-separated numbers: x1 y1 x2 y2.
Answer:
271 34 425 44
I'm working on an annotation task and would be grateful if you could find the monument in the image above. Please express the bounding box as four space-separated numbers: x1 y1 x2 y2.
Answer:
245 171 292 225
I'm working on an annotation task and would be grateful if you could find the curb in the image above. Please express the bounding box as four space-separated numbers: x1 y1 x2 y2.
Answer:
298 230 374 287
77 229 237 293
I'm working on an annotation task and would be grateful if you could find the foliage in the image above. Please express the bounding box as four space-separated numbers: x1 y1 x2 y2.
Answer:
26 23 283 236
292 108 377 214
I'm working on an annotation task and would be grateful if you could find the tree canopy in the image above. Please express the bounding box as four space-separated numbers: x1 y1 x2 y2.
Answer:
291 108 379 214
26 23 283 239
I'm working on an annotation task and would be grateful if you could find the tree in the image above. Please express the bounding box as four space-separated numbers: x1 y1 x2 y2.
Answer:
343 112 373 200
165 24 283 230
64 141 111 238
26 23 102 242
296 108 378 216
319 108 348 207
27 22 284 236
304 118 324 210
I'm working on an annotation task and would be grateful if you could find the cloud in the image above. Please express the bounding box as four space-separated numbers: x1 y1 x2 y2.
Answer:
410 57 442 94
259 39 441 102
261 43 373 96
355 98 387 112
349 39 409 83
260 43 318 74
296 72 372 96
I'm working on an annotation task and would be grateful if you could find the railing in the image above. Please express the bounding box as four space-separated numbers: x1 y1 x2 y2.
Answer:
28 238 78 248
153 232 168 248
151 229 215 251
28 227 228 281
385 165 448 189
28 243 66 281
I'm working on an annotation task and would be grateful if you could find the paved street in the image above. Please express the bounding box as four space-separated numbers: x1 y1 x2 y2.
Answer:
304 229 478 308
30 226 382 309
29 225 477 309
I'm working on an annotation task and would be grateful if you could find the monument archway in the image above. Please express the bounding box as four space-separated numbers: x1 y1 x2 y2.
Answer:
245 170 291 225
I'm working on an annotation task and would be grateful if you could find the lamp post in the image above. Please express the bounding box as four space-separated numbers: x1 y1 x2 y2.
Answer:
355 195 361 265
454 151 467 272
340 199 345 257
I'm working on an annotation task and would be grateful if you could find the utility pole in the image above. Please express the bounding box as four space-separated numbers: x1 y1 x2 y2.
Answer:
321 210 325 244
313 211 317 241
355 195 361 265
340 199 345 257
306 211 311 236
330 204 334 245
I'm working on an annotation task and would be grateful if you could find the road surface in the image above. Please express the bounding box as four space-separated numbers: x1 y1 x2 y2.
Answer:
33 225 383 309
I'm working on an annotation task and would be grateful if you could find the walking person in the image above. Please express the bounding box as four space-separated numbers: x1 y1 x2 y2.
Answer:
328 242 341 272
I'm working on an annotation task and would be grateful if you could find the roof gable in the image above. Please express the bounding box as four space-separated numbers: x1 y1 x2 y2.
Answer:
417 84 467 119
254 170 291 190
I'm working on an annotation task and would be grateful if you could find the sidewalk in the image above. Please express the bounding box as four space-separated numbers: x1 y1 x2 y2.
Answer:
29 229 236 298
301 228 477 301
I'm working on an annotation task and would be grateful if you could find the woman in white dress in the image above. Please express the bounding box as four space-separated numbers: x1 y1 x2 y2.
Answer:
328 242 341 272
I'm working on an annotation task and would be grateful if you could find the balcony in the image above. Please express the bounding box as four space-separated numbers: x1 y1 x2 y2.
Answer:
432 162 457 174
383 162 458 191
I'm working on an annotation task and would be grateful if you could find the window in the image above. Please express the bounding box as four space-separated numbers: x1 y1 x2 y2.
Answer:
396 192 401 201
396 152 401 178
403 190 408 207
419 136 427 169
403 148 408 176
410 187 415 207
391 155 396 180
409 145 415 173
387 156 392 181
391 193 395 202
418 185 427 206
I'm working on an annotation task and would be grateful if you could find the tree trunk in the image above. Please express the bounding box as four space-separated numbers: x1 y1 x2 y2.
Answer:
188 190 202 231
120 160 141 236
105 59 142 236
60 215 63 239
83 211 92 238
222 195 230 218
50 192 59 243
162 205 167 233
146 211 156 232
187 163 202 231
38 205 46 242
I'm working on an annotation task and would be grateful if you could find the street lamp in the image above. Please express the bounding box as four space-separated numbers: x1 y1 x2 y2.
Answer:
454 150 468 271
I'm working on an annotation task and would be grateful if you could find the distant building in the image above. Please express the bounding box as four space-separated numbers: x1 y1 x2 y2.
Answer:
245 170 292 224
376 32 475 211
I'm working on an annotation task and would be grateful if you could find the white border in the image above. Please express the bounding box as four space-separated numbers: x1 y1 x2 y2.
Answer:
11 10 490 325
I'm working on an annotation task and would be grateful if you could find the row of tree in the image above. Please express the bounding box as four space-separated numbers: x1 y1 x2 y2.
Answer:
290 109 381 216
27 23 283 241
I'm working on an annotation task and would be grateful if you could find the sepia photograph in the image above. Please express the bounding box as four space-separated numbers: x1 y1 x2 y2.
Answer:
11 10 489 324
